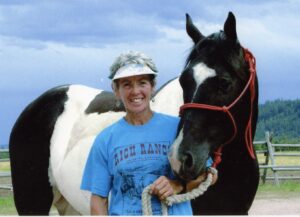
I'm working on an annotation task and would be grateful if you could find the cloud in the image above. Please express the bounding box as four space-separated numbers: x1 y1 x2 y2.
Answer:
0 0 187 46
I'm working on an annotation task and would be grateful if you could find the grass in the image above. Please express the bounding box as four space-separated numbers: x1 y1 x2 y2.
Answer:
257 152 300 165
0 162 10 171
0 196 17 215
258 181 300 193
0 196 58 215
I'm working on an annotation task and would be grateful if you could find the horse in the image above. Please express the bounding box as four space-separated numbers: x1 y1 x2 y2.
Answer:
9 11 259 215
168 12 259 214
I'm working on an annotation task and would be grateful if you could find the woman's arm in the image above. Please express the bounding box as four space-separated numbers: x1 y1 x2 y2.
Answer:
90 194 108 215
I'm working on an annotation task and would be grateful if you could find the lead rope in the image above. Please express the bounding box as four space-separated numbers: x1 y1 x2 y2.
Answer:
142 167 218 215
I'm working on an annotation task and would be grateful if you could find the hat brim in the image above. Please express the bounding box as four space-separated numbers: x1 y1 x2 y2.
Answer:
112 64 157 80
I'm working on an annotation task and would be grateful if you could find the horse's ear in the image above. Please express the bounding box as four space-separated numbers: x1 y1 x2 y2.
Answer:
186 13 204 44
224 12 237 41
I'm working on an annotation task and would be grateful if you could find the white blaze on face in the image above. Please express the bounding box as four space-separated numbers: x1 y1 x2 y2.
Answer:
168 129 184 174
192 62 216 100
169 63 216 174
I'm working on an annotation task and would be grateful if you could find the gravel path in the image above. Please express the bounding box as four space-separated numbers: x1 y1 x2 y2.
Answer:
249 192 300 215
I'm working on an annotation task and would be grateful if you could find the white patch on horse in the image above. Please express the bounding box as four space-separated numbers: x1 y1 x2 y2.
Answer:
50 85 102 176
168 129 184 174
49 85 126 214
192 63 216 101
151 77 183 116
55 112 124 214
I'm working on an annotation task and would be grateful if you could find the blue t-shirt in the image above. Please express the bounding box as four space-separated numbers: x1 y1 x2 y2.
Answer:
81 112 208 215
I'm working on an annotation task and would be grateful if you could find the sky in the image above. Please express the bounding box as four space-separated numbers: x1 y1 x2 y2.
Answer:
1 0 300 145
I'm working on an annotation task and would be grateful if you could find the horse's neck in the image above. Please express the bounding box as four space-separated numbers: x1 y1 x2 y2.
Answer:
223 100 258 162
151 78 183 116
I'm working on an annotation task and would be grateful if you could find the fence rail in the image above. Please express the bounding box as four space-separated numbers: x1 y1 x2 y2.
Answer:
254 132 300 186
1 132 300 190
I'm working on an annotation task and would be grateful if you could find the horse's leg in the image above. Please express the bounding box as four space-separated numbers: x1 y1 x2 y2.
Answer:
53 188 81 215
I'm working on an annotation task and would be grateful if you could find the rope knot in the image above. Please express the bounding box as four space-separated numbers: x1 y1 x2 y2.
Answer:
221 106 228 113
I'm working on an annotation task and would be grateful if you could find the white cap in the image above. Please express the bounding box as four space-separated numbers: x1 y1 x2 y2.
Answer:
112 63 157 80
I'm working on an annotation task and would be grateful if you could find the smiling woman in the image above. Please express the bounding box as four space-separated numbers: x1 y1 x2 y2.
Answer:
109 51 158 123
80 51 216 215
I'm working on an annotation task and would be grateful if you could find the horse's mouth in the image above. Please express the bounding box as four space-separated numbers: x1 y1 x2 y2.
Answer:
175 160 207 181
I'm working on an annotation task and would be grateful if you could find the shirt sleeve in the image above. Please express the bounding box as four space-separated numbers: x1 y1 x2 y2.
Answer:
206 157 213 168
80 133 112 197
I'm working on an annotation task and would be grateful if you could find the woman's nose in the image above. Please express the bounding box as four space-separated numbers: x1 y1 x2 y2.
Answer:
131 83 140 94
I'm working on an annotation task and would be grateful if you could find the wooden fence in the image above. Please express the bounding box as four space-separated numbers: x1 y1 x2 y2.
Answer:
254 132 300 186
1 132 300 190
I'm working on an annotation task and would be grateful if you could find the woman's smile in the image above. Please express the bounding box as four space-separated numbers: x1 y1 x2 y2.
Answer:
130 97 144 103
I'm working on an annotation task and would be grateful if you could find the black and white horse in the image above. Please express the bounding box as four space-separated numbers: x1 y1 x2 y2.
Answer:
9 12 259 215
168 12 259 214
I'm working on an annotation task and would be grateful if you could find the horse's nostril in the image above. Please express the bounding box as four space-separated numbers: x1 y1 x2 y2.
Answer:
183 152 194 170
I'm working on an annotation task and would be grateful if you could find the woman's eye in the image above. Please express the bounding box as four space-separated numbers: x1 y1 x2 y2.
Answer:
140 80 148 85
122 83 130 88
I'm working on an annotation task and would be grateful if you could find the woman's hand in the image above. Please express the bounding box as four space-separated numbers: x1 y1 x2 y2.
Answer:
150 170 218 201
186 169 218 192
150 176 183 200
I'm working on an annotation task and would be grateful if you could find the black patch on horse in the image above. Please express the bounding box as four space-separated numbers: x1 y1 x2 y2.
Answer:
85 91 125 114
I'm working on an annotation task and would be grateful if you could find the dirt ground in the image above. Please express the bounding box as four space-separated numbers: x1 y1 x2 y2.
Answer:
249 191 300 215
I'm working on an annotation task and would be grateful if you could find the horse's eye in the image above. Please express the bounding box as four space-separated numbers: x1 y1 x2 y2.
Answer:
219 79 231 91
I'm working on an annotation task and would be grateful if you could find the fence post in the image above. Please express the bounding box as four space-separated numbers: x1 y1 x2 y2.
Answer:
265 131 280 186
261 144 269 184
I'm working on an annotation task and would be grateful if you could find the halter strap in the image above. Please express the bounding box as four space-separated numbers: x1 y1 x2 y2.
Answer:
179 47 257 168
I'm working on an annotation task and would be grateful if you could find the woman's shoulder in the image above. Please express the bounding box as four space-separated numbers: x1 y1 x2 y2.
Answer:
94 118 124 142
154 112 180 124
155 112 179 121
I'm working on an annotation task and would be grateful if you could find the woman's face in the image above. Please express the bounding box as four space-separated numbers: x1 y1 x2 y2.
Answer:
114 74 154 115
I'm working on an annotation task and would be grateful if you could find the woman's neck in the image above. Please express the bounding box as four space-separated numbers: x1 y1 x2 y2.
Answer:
124 109 154 125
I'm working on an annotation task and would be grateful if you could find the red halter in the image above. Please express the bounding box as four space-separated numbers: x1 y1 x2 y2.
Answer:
179 48 257 168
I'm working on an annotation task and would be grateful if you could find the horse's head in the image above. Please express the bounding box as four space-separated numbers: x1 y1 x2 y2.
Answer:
169 12 257 180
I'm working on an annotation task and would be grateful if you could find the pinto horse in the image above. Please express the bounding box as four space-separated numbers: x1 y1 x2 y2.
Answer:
9 12 259 215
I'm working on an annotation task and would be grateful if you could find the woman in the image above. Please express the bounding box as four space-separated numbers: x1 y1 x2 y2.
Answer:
81 51 217 215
